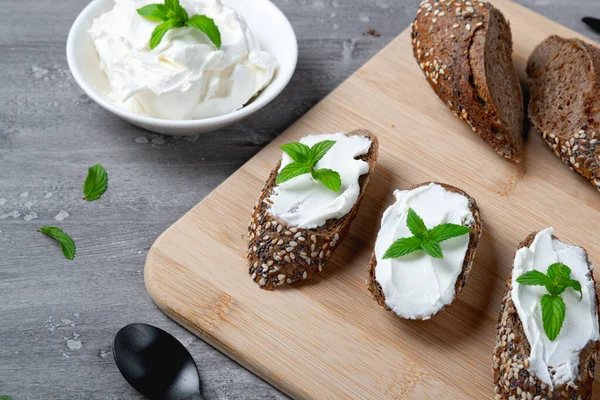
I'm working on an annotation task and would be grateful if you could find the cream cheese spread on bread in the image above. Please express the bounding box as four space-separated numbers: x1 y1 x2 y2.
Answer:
512 227 600 388
374 183 473 319
268 133 372 229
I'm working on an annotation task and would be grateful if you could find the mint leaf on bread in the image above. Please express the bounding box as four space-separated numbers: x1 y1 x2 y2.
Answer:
276 140 342 192
516 262 582 340
383 208 470 260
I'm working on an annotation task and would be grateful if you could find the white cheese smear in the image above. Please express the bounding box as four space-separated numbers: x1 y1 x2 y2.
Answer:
374 183 474 320
511 227 600 388
268 133 372 229
89 0 278 120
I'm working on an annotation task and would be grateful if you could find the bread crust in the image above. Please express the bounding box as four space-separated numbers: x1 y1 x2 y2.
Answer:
493 232 600 399
527 35 600 192
411 0 524 161
246 129 378 290
367 182 482 320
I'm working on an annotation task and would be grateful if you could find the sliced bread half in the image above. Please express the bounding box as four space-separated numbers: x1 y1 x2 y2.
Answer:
247 129 378 290
493 231 600 399
367 182 482 319
412 1 524 161
527 35 600 192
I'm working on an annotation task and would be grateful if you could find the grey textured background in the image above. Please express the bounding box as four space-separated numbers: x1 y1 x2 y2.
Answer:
1 0 599 399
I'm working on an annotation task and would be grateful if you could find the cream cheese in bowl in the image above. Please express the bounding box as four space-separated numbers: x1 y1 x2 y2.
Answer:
89 0 278 120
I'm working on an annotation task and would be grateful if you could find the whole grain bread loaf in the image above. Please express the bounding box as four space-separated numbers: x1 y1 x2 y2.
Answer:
247 129 378 290
411 0 524 161
527 36 600 192
493 232 600 399
367 182 482 319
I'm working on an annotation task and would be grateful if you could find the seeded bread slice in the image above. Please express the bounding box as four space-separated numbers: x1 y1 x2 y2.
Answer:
367 182 482 320
247 129 379 290
411 0 524 161
493 232 600 399
527 36 600 192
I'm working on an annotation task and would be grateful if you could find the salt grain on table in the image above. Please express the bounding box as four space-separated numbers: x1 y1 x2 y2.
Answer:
23 212 38 221
67 339 82 350
54 210 69 221
135 136 149 144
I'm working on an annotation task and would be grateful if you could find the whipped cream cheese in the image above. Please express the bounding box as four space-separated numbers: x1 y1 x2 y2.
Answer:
374 183 474 320
89 0 278 120
511 227 600 388
268 133 372 229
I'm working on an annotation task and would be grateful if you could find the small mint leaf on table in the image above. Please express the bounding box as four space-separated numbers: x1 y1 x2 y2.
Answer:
83 164 108 201
405 208 427 238
136 4 169 21
276 162 312 185
541 294 566 341
311 168 341 192
382 236 423 259
280 142 311 164
186 15 222 49
38 226 76 260
0 396 13 400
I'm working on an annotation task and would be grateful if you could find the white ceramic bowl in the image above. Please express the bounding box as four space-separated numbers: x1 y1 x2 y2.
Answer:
66 0 298 136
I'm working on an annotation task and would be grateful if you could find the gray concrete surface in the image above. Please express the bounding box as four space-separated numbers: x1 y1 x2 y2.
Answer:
1 0 599 398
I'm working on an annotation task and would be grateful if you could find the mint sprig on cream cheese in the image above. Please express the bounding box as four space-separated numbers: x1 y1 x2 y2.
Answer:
137 0 221 50
276 140 342 192
516 263 582 341
383 208 470 259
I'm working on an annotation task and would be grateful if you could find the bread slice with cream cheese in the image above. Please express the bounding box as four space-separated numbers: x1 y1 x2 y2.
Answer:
247 129 378 290
493 229 600 399
367 182 482 320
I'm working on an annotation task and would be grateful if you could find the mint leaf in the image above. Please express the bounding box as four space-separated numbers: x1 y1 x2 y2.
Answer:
565 279 583 300
406 208 427 239
276 162 312 184
311 168 341 192
280 142 311 164
150 19 179 49
165 0 179 10
421 241 443 259
137 4 169 21
382 236 423 259
186 15 222 49
83 164 108 202
38 226 76 260
383 208 470 260
176 4 189 21
428 223 470 243
541 294 566 341
309 140 336 165
516 270 552 287
0 396 13 400
276 140 341 192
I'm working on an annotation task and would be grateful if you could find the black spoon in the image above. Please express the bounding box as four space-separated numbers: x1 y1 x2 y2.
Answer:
583 17 600 34
114 323 203 400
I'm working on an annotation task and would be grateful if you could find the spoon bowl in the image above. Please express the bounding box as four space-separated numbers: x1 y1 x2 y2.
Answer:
114 323 202 400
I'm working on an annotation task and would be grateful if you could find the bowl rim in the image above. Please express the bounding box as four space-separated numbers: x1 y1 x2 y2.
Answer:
66 0 298 127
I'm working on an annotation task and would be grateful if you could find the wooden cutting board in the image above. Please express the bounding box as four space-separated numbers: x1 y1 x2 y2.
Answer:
145 1 600 398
